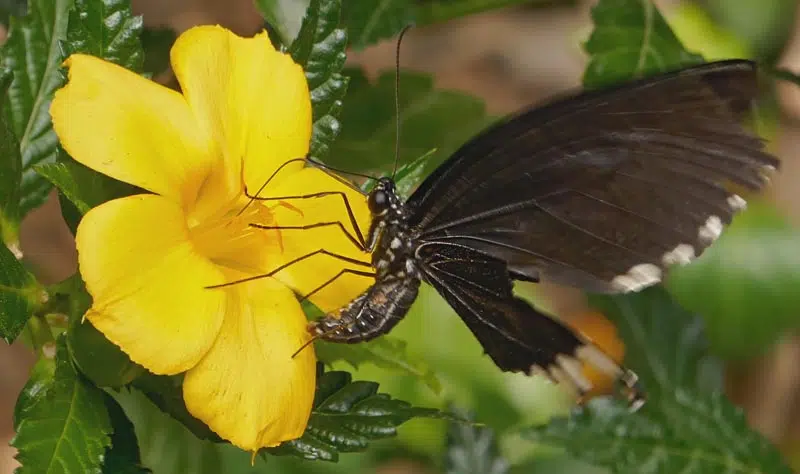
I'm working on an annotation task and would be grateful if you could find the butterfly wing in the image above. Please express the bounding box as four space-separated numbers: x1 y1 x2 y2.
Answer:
407 60 778 293
417 242 642 403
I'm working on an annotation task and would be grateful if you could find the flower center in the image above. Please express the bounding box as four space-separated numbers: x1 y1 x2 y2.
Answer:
188 199 282 275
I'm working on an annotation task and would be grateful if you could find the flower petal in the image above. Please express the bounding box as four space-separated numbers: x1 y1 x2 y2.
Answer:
171 25 312 218
77 194 225 374
261 168 374 313
51 55 214 206
182 276 316 450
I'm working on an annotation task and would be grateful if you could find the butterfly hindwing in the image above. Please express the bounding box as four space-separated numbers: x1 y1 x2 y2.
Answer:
417 242 632 396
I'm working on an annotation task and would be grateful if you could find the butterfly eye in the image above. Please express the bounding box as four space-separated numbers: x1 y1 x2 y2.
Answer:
368 189 389 214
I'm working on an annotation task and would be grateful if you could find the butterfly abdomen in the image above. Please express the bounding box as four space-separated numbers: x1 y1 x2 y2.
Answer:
312 275 421 343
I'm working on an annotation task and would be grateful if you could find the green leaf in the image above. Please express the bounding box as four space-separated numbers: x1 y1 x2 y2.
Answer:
0 241 40 342
114 389 228 474
341 0 413 50
2 0 71 215
12 337 113 474
528 393 792 474
327 68 491 179
0 66 22 239
140 27 176 77
254 0 307 46
13 356 56 431
131 373 223 443
589 287 724 397
289 0 349 162
61 274 145 387
583 0 703 89
316 337 442 393
414 0 558 26
267 370 447 461
36 154 139 232
64 0 144 71
445 409 508 474
103 394 151 474
667 202 800 358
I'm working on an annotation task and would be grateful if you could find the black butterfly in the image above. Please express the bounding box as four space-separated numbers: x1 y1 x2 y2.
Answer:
240 60 779 407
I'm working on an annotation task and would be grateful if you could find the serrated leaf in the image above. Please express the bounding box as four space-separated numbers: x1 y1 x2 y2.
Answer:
64 0 144 71
267 370 446 461
583 0 703 89
2 0 71 215
589 287 724 398
342 0 413 50
12 337 113 474
289 0 349 162
316 336 442 393
131 373 223 443
140 27 175 77
528 393 792 474
0 241 40 342
327 68 491 180
103 394 151 474
445 409 508 474
0 66 22 238
667 202 800 358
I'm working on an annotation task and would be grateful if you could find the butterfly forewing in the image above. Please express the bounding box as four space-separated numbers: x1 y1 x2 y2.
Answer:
408 60 778 292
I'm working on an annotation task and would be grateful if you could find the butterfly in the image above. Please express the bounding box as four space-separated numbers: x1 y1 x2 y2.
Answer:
240 59 779 407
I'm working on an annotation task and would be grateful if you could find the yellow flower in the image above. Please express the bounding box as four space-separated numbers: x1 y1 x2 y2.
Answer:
50 25 373 450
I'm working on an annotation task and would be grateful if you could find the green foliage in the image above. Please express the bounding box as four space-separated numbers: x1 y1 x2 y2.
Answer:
668 202 800 358
35 156 139 232
583 0 703 88
131 373 223 443
64 0 144 70
445 410 508 474
267 370 448 461
103 394 152 474
287 0 349 162
2 0 71 215
0 66 22 239
532 393 791 474
140 27 176 77
12 337 113 474
0 240 40 342
526 287 791 474
316 337 442 393
341 0 413 50
58 274 145 388
327 68 492 177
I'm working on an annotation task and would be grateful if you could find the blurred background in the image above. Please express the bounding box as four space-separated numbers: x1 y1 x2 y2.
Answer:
3 0 800 472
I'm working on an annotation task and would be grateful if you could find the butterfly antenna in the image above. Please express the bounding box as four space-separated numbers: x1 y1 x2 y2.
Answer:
391 24 414 181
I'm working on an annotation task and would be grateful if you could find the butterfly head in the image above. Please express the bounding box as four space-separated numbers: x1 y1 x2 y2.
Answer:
368 177 398 216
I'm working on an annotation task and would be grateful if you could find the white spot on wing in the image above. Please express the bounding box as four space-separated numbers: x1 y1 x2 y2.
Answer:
699 215 723 243
727 194 746 211
576 345 622 378
662 243 695 266
555 354 593 393
611 263 662 292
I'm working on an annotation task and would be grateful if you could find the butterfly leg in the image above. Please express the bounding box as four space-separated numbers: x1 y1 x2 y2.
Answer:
245 188 368 250
205 248 372 289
